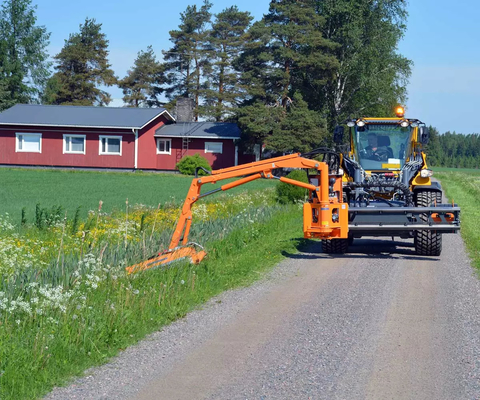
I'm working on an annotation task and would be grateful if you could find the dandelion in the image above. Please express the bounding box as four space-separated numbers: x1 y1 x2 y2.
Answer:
133 289 139 295
180 280 185 285
72 314 78 320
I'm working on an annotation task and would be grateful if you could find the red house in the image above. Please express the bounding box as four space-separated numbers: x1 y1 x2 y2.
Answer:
0 104 244 171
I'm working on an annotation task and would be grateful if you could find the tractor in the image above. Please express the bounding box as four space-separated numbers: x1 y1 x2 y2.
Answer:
126 106 460 274
324 106 460 255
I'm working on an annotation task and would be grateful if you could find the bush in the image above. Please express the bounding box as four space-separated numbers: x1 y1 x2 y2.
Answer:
176 153 212 176
275 169 309 204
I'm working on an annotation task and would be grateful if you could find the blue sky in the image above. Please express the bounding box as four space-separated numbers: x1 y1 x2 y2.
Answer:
34 0 479 134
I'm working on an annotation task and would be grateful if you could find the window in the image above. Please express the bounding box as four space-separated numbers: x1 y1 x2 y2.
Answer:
205 142 223 154
63 135 86 154
99 136 122 155
156 138 171 155
16 133 42 153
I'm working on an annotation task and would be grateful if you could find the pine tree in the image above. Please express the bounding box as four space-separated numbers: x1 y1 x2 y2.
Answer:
163 0 212 120
235 0 336 153
236 0 338 107
0 72 13 111
0 0 50 106
268 92 328 153
203 6 252 121
119 46 165 107
44 18 116 106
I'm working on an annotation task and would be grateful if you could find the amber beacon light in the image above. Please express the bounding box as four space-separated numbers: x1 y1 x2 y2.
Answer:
395 106 405 117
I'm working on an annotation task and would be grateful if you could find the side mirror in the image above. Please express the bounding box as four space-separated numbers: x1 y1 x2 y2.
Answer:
333 125 344 144
420 126 430 145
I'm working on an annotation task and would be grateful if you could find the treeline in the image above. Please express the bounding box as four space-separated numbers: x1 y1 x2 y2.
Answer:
426 128 480 168
0 0 411 153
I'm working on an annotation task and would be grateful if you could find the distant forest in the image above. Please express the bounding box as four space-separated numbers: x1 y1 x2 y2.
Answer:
426 128 480 168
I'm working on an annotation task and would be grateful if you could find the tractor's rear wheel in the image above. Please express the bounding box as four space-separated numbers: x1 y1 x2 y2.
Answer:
322 238 349 254
414 190 443 256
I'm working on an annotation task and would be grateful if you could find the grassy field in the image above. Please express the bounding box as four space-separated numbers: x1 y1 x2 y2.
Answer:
0 168 277 223
0 201 304 399
0 167 306 399
436 169 480 271
433 166 480 174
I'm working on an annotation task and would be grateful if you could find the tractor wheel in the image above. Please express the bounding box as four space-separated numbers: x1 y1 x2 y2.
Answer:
414 190 443 256
322 238 349 254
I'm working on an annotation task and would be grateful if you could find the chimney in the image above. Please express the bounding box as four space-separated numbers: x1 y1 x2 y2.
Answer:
175 97 195 122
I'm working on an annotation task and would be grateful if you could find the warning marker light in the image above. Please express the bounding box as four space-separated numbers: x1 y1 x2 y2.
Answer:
395 106 405 117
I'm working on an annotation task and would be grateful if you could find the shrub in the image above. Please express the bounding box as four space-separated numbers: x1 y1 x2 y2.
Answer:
176 153 212 176
275 169 309 204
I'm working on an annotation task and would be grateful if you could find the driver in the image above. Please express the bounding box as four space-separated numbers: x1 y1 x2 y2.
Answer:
364 133 389 161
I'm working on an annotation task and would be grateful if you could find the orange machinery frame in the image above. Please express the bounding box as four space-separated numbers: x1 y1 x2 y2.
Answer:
126 153 348 274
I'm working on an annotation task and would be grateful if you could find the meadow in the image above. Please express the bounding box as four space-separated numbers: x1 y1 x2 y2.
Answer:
1 167 478 399
0 168 305 400
435 169 480 271
0 167 276 221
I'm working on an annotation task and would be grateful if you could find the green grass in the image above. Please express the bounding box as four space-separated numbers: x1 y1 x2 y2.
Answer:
0 205 304 400
0 168 277 223
433 166 480 174
436 170 480 271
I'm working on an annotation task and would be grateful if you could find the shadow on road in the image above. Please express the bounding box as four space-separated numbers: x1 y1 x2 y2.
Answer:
282 238 440 262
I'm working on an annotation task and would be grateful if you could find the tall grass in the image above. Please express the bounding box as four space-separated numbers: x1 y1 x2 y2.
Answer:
0 187 305 399
436 171 480 270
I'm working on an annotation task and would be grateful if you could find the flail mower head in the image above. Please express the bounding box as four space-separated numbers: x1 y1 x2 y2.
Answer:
125 243 206 275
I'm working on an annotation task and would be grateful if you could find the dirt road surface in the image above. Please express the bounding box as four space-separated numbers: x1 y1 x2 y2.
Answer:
46 232 480 400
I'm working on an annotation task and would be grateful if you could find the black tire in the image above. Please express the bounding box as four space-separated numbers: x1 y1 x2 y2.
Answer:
348 235 354 246
322 238 349 254
414 190 443 256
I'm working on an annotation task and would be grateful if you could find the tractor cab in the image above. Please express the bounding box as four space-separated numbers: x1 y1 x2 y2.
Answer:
350 118 413 172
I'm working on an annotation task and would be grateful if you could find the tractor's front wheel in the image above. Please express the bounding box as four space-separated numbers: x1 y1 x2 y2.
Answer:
414 190 443 256
322 238 349 254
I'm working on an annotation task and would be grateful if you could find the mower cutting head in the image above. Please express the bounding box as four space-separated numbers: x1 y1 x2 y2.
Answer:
125 244 206 275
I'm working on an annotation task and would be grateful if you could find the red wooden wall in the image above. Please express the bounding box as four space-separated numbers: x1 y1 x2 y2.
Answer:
0 126 135 168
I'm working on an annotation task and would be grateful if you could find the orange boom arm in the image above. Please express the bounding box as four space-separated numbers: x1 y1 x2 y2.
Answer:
126 153 348 274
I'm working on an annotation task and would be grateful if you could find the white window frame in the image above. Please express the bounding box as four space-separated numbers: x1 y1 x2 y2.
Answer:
63 134 86 155
15 133 42 153
156 138 171 155
204 141 223 154
99 135 122 156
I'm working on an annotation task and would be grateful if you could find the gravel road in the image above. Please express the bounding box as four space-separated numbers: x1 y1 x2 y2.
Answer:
46 231 480 400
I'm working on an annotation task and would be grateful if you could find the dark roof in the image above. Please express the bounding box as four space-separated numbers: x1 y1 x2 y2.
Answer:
155 122 241 139
0 104 174 129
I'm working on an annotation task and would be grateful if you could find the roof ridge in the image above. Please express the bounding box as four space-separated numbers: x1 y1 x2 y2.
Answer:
12 104 165 112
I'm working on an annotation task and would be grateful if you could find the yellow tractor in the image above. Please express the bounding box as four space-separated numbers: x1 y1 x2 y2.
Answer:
326 106 460 255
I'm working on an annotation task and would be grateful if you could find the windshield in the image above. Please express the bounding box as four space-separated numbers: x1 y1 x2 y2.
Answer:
353 124 412 170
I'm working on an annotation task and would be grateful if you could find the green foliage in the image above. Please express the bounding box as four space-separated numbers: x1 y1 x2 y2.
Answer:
424 127 480 168
315 0 411 127
202 6 253 121
238 93 328 153
71 206 81 235
176 153 212 176
436 171 480 271
235 0 338 108
276 169 309 204
269 92 328 152
0 168 277 221
34 204 64 230
21 207 26 225
119 46 165 108
0 201 301 399
44 18 116 106
0 0 51 107
163 0 213 119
